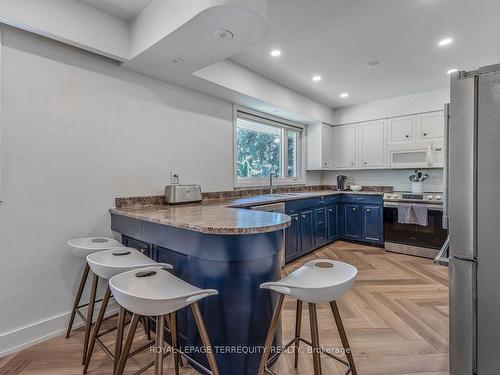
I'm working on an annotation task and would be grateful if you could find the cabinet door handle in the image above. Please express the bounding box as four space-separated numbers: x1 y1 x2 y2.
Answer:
328 209 333 212
351 162 354 165
366 208 371 212
302 214 306 218
364 161 367 165
405 134 409 138
423 133 428 136
352 208 356 211
435 148 443 151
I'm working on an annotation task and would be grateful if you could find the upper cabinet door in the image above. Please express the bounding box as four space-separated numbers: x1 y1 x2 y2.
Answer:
388 115 413 142
321 124 333 169
416 111 444 139
333 124 358 169
359 120 386 168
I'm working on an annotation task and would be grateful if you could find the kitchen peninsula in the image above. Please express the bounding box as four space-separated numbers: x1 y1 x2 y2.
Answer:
110 188 386 375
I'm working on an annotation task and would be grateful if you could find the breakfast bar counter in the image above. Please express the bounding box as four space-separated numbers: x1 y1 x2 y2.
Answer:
110 189 385 375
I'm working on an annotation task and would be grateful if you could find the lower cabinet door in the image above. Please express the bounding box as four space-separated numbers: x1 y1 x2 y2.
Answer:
285 213 301 261
300 210 314 254
314 207 327 246
362 205 383 243
122 236 153 259
327 205 339 240
344 204 362 240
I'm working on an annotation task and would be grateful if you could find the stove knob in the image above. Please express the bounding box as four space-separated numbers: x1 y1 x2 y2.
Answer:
387 194 393 198
394 194 399 199
436 195 442 200
427 195 434 200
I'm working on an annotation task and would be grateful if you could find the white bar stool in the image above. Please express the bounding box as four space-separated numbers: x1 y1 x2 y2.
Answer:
258 259 358 375
110 265 220 375
66 237 124 364
83 248 170 374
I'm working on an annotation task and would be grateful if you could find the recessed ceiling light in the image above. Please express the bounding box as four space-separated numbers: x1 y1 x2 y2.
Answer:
214 29 234 40
170 57 184 64
270 50 282 57
447 68 458 74
438 38 453 47
340 92 349 98
366 60 381 68
312 75 322 82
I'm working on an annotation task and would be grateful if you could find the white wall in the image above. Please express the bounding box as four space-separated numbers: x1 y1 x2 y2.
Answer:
321 169 443 193
331 88 450 125
0 26 256 355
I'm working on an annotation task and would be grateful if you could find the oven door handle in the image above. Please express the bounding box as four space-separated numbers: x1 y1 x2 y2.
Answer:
383 202 443 211
433 236 450 267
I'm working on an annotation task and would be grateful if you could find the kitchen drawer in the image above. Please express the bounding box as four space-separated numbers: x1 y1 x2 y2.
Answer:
285 195 338 213
340 194 382 205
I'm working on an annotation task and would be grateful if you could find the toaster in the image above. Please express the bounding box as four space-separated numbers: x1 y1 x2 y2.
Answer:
164 184 202 204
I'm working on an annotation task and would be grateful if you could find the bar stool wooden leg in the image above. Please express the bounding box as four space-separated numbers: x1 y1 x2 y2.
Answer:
330 301 357 375
82 272 99 365
115 313 140 375
83 287 112 373
191 302 220 375
257 294 285 375
66 263 90 338
170 312 180 375
308 303 322 375
113 307 126 373
155 315 165 375
294 300 303 368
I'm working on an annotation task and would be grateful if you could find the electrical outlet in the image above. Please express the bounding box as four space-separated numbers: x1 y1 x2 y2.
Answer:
170 172 180 184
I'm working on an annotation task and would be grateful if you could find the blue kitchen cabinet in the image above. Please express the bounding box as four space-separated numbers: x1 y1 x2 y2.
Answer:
284 194 383 264
362 205 384 244
300 210 314 253
314 207 328 246
285 213 301 262
343 204 362 240
327 204 340 241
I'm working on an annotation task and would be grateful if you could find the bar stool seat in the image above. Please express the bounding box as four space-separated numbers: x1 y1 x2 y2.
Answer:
83 249 172 374
65 236 125 365
259 259 358 375
261 259 357 303
110 266 220 375
68 237 123 258
87 248 163 280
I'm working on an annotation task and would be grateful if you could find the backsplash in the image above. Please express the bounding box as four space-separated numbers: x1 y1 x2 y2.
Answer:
322 168 444 192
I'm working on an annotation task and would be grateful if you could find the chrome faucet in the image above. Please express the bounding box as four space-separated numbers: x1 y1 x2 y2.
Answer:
269 173 276 194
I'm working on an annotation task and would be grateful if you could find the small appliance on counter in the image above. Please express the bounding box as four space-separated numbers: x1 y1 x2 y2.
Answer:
164 184 202 204
336 175 348 191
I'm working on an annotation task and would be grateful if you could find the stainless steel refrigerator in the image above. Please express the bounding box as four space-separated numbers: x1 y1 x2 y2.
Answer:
436 64 500 375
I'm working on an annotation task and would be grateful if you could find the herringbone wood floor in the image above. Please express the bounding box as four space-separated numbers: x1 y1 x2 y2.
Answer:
0 241 449 375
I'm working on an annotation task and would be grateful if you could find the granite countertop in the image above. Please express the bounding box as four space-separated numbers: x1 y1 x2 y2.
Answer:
110 190 384 235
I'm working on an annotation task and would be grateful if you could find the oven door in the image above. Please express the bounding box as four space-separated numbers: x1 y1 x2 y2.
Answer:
383 203 448 249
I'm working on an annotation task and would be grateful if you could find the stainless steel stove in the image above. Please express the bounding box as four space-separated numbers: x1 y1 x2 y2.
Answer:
383 192 448 258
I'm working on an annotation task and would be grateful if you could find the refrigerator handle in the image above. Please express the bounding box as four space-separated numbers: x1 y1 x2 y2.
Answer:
434 236 450 266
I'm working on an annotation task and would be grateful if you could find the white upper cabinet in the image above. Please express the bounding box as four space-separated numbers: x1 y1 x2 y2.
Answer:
333 124 358 169
306 122 333 170
388 115 413 142
416 111 444 139
359 120 386 168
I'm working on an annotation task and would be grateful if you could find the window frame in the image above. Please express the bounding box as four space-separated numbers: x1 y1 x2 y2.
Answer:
233 106 305 188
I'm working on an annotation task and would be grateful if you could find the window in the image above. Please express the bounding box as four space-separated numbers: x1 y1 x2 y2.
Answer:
235 110 303 186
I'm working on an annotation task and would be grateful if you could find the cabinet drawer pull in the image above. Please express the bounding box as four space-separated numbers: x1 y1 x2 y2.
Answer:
352 208 356 211
405 134 409 138
351 162 354 165
423 133 428 136
435 148 443 151
364 161 367 165
356 197 364 200
328 209 333 212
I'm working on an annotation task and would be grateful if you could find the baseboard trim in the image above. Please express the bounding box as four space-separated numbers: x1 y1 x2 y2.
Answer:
0 301 119 358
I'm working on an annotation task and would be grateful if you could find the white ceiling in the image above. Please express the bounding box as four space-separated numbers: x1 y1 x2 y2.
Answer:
231 0 500 108
78 0 152 21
